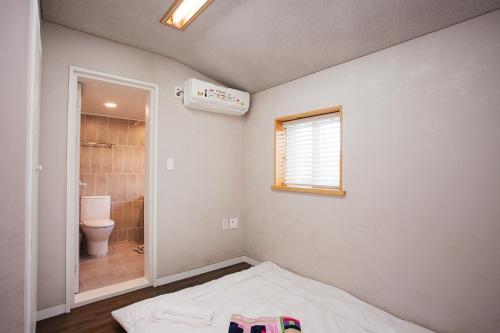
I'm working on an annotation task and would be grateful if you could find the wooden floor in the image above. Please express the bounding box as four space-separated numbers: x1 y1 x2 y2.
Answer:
37 262 251 333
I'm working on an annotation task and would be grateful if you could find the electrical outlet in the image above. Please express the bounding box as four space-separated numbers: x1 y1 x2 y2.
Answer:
222 218 229 230
229 217 239 229
174 86 183 99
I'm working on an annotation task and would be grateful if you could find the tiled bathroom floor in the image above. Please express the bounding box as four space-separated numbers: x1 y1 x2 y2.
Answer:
79 241 144 293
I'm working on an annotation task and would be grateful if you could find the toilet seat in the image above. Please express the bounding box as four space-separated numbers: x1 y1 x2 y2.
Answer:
81 219 115 229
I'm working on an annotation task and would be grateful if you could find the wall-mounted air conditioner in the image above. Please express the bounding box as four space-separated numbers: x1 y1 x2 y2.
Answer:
183 78 250 116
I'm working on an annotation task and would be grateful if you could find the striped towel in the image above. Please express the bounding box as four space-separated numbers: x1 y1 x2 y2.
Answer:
228 314 302 333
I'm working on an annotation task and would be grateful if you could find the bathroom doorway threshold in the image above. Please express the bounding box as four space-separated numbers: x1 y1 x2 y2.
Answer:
65 66 159 312
74 277 150 308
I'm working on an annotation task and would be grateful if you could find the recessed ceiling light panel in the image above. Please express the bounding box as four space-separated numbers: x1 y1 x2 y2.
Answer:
160 0 213 31
104 102 117 108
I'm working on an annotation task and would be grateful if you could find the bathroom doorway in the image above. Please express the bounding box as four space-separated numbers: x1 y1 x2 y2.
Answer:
65 67 158 310
78 76 147 293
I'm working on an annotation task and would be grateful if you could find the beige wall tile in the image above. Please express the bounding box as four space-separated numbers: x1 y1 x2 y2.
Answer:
123 146 134 173
137 122 145 146
137 174 144 198
118 119 129 145
86 115 97 142
128 122 138 146
80 114 87 142
127 228 138 243
133 147 142 173
80 174 88 194
80 146 91 173
83 173 95 196
108 118 119 144
117 229 127 242
139 198 144 225
137 227 144 244
96 116 108 143
95 174 107 195
123 201 133 229
112 146 123 173
132 200 143 228
140 148 144 174
109 230 117 243
78 114 146 244
107 174 117 201
80 173 91 196
111 201 123 230
117 174 127 201
102 148 112 172
127 174 137 201
90 147 103 173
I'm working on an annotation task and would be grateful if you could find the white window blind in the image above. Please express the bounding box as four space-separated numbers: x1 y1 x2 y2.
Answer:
280 113 341 188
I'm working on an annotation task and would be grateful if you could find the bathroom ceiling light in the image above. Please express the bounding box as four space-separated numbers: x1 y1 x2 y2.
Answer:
104 102 117 108
160 0 213 31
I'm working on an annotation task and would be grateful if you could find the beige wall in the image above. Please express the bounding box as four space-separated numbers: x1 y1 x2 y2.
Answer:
243 10 500 333
0 1 30 332
80 114 145 243
38 22 245 310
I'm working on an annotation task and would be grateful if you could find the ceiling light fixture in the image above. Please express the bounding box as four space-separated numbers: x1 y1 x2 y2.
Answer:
160 0 213 31
104 102 117 108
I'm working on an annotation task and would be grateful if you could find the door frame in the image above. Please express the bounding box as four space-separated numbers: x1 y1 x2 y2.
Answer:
25 0 41 331
65 66 159 311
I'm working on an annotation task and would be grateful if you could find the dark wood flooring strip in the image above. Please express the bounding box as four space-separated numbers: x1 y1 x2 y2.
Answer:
36 262 251 333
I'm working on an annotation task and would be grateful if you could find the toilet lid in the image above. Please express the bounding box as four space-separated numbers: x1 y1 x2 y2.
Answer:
81 219 114 229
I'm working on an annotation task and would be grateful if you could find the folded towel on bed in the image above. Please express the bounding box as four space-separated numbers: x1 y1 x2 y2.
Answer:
228 314 301 333
153 302 213 326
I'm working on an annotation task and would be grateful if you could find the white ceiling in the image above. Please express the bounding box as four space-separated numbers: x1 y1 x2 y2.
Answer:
43 0 500 93
80 77 148 121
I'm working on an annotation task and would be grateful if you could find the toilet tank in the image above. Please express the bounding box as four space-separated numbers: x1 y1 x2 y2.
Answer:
80 195 111 221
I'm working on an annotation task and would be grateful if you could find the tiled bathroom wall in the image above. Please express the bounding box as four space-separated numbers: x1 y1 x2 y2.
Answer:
80 114 145 243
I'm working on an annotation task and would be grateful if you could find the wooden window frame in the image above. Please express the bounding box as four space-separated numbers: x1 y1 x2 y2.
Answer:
272 106 346 196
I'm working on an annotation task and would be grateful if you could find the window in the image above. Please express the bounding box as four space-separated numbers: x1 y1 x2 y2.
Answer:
272 106 345 196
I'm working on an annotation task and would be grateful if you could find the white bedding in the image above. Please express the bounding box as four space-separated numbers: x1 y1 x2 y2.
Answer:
112 262 435 333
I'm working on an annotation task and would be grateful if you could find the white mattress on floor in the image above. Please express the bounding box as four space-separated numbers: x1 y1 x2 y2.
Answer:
112 262 435 333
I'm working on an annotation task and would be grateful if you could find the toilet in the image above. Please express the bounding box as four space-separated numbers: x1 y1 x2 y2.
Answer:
80 195 115 256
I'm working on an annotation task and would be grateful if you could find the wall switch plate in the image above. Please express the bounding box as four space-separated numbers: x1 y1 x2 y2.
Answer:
166 158 175 171
229 217 239 229
222 218 229 230
175 87 183 99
